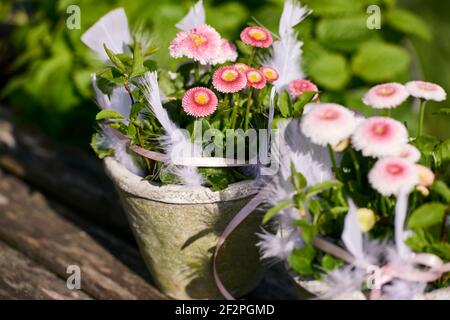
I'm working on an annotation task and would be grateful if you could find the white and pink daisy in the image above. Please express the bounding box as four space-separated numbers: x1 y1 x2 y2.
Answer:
234 63 250 73
300 103 358 147
169 24 221 65
182 87 218 117
405 81 447 102
398 144 421 163
210 39 238 65
352 117 409 158
288 79 319 100
416 165 435 187
363 83 409 109
245 68 266 89
368 157 419 196
260 66 279 82
240 26 273 48
212 65 247 93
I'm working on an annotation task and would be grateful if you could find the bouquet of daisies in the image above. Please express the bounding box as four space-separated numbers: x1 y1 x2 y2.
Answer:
248 81 450 300
82 0 314 191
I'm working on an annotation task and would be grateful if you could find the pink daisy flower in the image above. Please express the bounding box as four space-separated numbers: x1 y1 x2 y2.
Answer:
240 26 273 48
300 103 358 147
245 68 267 89
405 81 447 102
169 24 221 65
288 79 319 100
398 144 421 163
182 87 218 117
260 66 279 82
369 157 419 196
416 165 435 187
234 63 250 73
212 66 247 93
210 39 238 65
352 117 409 158
363 83 409 109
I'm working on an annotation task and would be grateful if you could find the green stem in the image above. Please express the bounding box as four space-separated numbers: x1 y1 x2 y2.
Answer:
349 148 362 186
248 47 256 67
194 63 200 83
328 144 339 178
244 88 253 131
418 100 427 137
230 94 240 130
386 109 392 117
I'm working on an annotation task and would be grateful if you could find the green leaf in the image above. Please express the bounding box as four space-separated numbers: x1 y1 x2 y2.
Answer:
430 181 450 204
430 243 450 261
130 40 145 78
144 46 159 57
352 42 410 82
90 133 113 159
411 135 440 158
308 51 350 90
407 203 447 229
130 103 145 121
103 44 127 74
291 162 307 191
95 110 125 121
306 180 343 198
278 90 291 117
292 91 317 117
316 15 376 52
262 200 295 224
288 245 317 275
321 254 344 271
435 139 450 167
296 220 318 244
433 108 450 116
386 9 432 41
127 122 137 137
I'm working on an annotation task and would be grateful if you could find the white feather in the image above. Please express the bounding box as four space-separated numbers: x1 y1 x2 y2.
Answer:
342 199 365 264
92 74 132 121
269 0 310 92
140 72 204 187
257 228 301 261
322 265 367 299
395 190 412 259
81 8 131 60
98 125 143 176
176 0 206 31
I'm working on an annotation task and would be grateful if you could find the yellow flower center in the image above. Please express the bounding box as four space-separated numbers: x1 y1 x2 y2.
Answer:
417 82 436 91
247 71 262 83
376 86 395 97
372 123 388 135
248 29 267 41
263 69 276 80
235 64 248 72
190 34 208 46
194 92 210 105
221 70 239 82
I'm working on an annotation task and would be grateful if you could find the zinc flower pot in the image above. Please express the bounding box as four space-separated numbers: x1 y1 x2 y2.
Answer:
104 157 264 299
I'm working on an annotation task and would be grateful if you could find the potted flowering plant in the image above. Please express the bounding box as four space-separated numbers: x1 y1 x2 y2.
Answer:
234 80 450 300
82 0 314 299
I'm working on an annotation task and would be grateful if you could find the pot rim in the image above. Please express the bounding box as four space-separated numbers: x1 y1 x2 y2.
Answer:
104 157 258 204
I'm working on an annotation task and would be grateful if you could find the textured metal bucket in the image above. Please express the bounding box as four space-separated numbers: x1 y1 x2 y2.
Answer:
104 158 264 299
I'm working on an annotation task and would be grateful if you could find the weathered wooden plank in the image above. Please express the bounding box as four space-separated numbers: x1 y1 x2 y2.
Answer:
0 106 131 240
0 170 167 300
0 241 91 300
0 106 297 300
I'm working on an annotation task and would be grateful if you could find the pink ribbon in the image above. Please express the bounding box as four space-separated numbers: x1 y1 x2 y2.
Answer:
369 253 450 300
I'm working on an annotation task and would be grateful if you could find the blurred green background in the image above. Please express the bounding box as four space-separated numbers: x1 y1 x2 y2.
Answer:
0 0 449 147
